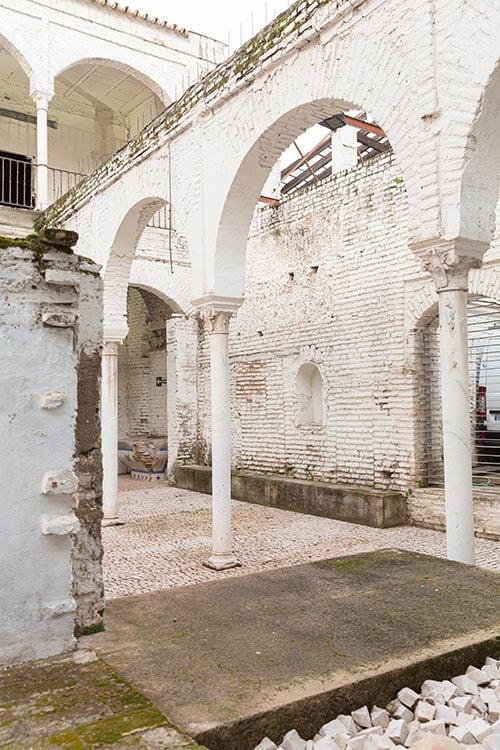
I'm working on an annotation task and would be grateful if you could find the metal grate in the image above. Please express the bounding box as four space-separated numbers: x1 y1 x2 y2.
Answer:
421 298 500 491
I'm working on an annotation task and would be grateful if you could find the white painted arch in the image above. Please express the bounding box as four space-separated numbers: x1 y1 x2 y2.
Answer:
0 30 35 80
48 0 500 303
52 56 171 107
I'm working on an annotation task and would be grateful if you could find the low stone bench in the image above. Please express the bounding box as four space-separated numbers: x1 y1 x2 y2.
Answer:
174 465 407 528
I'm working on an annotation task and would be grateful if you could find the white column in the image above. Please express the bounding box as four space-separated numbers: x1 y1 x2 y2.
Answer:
32 90 52 210
204 309 240 570
102 340 120 525
424 247 482 564
438 286 475 564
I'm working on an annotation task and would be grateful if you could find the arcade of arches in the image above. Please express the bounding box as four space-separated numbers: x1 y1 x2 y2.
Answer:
1 0 500 667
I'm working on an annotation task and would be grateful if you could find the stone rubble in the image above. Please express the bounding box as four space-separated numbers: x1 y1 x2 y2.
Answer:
253 658 500 750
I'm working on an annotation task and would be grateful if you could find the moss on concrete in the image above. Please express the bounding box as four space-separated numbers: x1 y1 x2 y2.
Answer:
78 622 106 638
0 655 206 749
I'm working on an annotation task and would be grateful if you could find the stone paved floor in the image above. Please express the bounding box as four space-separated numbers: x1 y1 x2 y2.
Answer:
103 477 500 599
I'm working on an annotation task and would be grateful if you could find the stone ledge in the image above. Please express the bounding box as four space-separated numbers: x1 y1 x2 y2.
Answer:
409 488 500 541
173 465 407 528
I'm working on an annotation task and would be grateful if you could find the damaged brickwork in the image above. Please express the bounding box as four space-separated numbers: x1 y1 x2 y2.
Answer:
73 266 105 637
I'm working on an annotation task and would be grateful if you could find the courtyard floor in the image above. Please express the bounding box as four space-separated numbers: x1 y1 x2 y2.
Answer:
102 477 500 599
86 549 500 750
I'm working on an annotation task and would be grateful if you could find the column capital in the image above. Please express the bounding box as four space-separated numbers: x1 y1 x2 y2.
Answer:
102 340 120 356
410 237 487 291
103 323 128 346
30 87 54 109
202 309 234 334
191 293 243 313
192 294 243 334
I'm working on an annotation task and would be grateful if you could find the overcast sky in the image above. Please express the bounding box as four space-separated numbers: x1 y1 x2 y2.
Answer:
130 0 291 49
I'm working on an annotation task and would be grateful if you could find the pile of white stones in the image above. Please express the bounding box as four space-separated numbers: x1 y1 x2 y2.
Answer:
254 658 500 750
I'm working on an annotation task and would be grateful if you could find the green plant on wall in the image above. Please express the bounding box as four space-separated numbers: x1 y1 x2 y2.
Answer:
304 463 315 481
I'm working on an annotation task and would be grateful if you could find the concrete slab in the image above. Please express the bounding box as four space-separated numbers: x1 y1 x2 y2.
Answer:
84 550 500 750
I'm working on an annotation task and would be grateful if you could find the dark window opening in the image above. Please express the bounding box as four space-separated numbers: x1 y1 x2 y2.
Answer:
0 150 32 208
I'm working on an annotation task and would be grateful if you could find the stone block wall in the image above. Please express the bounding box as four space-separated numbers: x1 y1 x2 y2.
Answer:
0 230 102 665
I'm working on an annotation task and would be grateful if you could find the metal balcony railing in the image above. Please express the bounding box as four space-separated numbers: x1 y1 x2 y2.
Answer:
0 154 87 210
0 155 166 233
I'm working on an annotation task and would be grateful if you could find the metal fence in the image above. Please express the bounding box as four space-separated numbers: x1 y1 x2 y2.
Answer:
422 297 500 491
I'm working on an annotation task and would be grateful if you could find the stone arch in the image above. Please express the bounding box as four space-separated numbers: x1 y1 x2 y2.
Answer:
459 57 500 247
206 28 421 298
129 258 195 316
52 56 170 106
408 273 500 485
102 196 167 338
0 31 34 79
408 270 500 332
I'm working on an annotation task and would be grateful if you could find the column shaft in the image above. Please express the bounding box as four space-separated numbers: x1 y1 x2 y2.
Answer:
101 341 119 522
438 288 475 564
35 102 49 210
204 311 240 570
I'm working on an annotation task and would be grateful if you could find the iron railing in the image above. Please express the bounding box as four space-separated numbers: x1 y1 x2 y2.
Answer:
0 156 168 237
0 154 87 209
0 154 32 208
148 205 169 229
48 166 87 203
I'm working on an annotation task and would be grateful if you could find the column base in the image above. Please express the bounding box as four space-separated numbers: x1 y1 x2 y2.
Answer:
102 517 124 528
203 554 241 571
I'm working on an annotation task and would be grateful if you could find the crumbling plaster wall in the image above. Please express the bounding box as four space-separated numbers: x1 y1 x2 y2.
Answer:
0 231 102 665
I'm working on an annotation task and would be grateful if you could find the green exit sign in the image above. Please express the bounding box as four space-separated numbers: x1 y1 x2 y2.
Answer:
156 377 167 387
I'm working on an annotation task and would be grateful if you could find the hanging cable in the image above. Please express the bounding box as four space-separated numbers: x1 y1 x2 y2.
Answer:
168 139 173 273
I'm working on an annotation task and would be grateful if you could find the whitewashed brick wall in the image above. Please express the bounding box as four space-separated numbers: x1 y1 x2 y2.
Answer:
195 154 500 505
194 154 419 488
118 287 169 440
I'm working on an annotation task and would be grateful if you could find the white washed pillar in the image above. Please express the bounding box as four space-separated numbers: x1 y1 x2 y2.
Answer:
204 308 241 570
31 89 52 210
331 124 358 174
423 245 484 564
192 295 243 570
101 340 121 524
438 286 474 563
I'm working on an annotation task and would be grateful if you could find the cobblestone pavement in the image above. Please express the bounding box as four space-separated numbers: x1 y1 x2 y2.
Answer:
103 477 500 600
